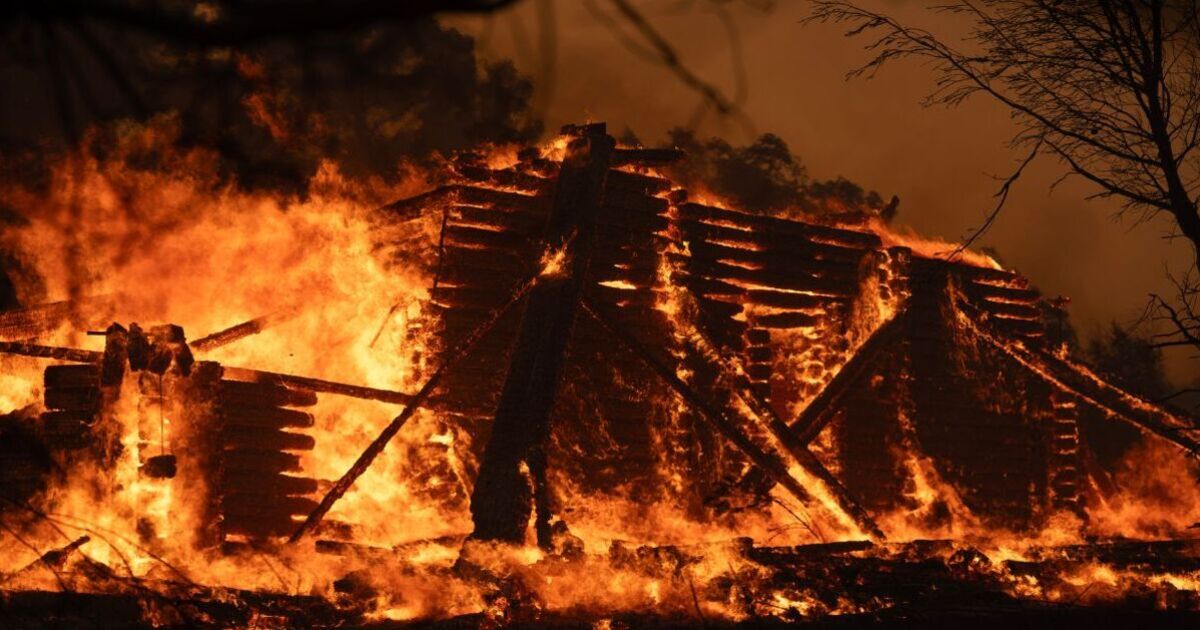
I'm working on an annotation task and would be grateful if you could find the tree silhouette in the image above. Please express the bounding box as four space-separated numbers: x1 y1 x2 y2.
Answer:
809 0 1200 380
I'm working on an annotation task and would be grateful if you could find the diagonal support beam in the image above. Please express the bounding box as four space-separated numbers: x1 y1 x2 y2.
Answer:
958 308 1200 458
288 274 539 543
581 298 833 523
789 311 908 445
190 308 301 352
677 326 885 540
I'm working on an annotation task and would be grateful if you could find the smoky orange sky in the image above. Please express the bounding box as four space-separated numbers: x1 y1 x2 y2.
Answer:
447 0 1197 384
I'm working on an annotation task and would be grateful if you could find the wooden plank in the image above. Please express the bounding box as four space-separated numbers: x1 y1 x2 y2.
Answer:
963 281 1041 304
430 285 516 310
677 202 882 249
453 165 552 194
443 225 535 251
222 368 410 406
990 316 1044 337
223 449 302 474
0 341 102 363
219 380 318 408
688 240 861 279
605 169 671 195
596 204 670 232
455 185 547 215
754 312 821 329
590 262 659 287
223 425 315 451
977 299 1041 320
219 406 314 429
746 289 842 310
220 472 318 495
448 204 545 235
220 514 300 538
676 219 867 263
44 364 100 388
222 493 318 517
439 244 532 276
603 187 670 217
670 254 855 296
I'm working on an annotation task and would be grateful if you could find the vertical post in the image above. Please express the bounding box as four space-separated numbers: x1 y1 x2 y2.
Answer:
468 124 614 546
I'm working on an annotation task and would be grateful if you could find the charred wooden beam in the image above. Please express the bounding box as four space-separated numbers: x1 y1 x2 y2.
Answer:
688 240 861 279
455 185 548 215
0 341 102 363
4 536 90 581
453 164 553 194
676 219 867 263
677 202 882 250
669 253 857 296
219 405 314 429
679 325 885 540
603 187 670 217
605 168 671 196
220 471 318 496
959 311 1200 457
222 425 315 451
790 312 909 444
0 300 75 341
43 364 99 388
746 289 843 310
752 311 822 329
222 493 317 517
469 123 616 547
448 204 545 235
191 309 300 352
443 224 536 252
44 387 102 412
221 367 410 406
581 297 828 519
218 379 318 408
223 449 302 474
610 147 685 167
288 271 541 543
377 186 456 222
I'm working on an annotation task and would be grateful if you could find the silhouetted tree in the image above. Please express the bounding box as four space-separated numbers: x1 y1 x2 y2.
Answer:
0 13 540 193
1088 322 1171 400
809 0 1200 380
663 128 884 216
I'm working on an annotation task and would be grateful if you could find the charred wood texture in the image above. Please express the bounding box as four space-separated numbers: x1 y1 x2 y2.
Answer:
212 373 320 542
582 298 831 520
469 123 615 546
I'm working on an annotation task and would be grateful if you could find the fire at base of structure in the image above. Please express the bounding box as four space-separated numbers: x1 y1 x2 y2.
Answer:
0 123 1198 626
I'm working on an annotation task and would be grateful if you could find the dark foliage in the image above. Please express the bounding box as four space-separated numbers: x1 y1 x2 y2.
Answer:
662 128 884 217
0 11 541 193
1087 322 1171 400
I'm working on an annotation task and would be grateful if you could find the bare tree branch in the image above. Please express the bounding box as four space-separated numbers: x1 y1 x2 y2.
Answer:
807 0 1200 362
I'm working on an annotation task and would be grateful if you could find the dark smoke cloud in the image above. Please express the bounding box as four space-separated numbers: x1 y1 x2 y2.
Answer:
0 14 540 193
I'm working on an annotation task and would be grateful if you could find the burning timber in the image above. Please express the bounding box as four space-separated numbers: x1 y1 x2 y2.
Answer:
1 123 1199 627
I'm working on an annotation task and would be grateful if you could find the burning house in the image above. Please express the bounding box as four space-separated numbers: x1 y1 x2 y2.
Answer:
1 123 1199 626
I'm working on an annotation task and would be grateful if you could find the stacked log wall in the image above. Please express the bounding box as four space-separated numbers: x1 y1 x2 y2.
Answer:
215 377 319 541
409 137 1078 526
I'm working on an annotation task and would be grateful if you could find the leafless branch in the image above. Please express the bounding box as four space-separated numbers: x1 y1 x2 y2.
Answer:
950 137 1043 260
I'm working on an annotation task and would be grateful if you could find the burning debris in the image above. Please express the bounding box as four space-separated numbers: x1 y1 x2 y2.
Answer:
0 123 1199 627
